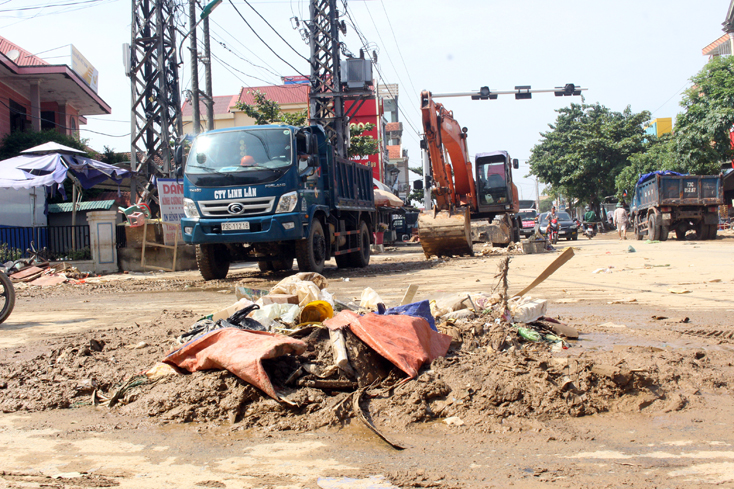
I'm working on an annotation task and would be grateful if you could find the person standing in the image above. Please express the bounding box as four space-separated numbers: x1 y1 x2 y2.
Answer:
613 203 629 240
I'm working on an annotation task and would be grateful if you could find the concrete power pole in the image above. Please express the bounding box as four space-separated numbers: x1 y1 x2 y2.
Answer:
188 0 201 135
202 16 214 132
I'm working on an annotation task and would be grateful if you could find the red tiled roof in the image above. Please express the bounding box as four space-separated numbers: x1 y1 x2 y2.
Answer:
702 33 731 56
0 35 49 66
385 122 401 132
237 84 309 106
181 94 238 117
387 145 402 160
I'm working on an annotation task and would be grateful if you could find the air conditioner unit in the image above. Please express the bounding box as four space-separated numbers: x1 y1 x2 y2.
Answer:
344 58 373 89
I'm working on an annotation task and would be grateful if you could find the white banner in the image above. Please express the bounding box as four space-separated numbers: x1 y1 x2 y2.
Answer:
156 178 184 246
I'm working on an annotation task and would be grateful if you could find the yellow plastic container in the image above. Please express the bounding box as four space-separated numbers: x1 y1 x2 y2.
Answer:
300 300 334 323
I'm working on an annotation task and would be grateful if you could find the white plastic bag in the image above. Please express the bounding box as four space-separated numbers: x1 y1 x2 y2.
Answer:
251 303 301 327
509 296 547 323
359 287 384 309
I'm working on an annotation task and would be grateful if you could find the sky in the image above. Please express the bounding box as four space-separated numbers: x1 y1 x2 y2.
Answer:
0 0 729 201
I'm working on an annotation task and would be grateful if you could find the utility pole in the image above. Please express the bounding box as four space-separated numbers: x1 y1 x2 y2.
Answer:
188 0 201 135
129 0 182 201
202 15 214 131
309 0 374 159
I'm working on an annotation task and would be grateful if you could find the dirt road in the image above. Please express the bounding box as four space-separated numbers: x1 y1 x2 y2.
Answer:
1 231 733 488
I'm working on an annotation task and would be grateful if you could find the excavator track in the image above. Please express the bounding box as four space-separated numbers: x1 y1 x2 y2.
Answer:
417 207 474 258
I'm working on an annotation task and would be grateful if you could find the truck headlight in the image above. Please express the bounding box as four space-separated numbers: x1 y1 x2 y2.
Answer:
275 191 298 213
183 198 200 218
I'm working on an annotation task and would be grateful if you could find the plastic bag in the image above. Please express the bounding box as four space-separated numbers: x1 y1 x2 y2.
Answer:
509 296 547 323
251 303 301 326
269 273 330 307
383 300 437 332
359 287 384 309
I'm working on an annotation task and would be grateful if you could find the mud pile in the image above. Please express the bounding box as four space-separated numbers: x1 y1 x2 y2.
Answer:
1 305 729 433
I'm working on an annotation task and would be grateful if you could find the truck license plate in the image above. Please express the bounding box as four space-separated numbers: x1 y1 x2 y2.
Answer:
662 213 671 220
222 221 250 231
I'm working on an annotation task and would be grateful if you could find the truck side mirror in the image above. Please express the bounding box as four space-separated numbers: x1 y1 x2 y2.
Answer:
413 179 423 190
175 165 183 178
307 155 318 167
174 144 183 167
512 158 519 170
304 134 312 154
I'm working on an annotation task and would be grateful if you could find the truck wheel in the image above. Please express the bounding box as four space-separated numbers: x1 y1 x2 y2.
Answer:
0 271 16 325
659 223 669 241
675 225 687 240
196 244 230 281
695 221 709 240
709 224 718 240
335 254 351 269
634 218 644 240
272 258 294 271
296 219 326 273
348 220 371 268
258 261 273 272
647 214 660 241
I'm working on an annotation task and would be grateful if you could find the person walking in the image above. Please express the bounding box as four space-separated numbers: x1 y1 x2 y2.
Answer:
613 202 629 240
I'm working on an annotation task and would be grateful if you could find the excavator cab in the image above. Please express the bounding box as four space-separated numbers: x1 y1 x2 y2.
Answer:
474 151 515 216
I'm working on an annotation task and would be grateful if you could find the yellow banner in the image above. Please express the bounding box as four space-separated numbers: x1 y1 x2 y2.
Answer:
70 45 99 93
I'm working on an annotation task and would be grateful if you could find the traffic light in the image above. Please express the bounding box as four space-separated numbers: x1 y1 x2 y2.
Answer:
471 86 497 100
515 86 531 100
555 83 580 96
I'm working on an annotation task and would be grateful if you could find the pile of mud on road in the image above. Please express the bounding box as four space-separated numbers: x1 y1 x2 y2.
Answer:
0 257 729 437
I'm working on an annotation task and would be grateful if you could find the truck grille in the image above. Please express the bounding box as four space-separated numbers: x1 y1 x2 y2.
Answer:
198 196 275 217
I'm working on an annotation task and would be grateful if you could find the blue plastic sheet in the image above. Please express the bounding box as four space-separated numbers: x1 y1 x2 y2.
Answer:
637 170 686 187
382 300 437 332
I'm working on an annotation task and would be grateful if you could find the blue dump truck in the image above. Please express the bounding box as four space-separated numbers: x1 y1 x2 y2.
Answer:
177 124 375 279
630 171 723 241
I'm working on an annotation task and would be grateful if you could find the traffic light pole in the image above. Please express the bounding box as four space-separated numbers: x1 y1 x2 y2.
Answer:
431 84 587 100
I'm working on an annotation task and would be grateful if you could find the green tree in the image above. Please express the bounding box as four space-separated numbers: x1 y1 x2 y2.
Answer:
528 103 650 210
614 134 681 199
674 55 734 174
233 90 307 126
348 123 378 158
0 130 88 160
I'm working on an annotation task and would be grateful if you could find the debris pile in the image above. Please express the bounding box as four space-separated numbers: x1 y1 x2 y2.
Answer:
0 250 720 441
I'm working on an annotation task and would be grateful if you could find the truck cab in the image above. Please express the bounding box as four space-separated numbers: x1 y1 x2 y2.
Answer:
179 124 375 279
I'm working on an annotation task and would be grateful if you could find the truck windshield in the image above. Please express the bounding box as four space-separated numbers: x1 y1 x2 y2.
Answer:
186 128 293 175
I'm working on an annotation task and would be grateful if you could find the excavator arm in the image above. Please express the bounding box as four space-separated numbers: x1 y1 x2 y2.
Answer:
420 90 478 211
417 91 476 257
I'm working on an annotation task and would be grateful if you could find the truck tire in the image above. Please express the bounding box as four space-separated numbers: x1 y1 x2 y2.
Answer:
659 222 669 241
634 218 644 240
296 219 326 273
647 214 660 241
348 220 371 268
0 271 15 325
695 221 709 240
258 261 273 272
196 244 230 281
335 254 351 269
709 224 718 240
272 258 294 271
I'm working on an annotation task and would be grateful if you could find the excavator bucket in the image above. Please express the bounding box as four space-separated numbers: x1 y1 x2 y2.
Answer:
417 207 474 258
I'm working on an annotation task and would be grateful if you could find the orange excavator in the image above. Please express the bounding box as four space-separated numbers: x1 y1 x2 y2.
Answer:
417 90 520 257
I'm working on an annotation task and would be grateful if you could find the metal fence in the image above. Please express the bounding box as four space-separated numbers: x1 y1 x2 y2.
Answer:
0 225 91 261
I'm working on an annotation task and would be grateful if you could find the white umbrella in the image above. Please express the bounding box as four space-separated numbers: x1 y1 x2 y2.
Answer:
21 142 86 155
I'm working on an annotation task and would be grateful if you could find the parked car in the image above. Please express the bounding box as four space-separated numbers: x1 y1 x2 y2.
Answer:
536 211 579 240
518 209 538 238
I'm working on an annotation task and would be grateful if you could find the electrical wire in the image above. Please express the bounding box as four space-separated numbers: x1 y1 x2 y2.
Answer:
209 17 284 77
0 98 129 137
227 0 308 78
378 0 418 98
210 32 281 80
0 0 105 12
241 0 309 62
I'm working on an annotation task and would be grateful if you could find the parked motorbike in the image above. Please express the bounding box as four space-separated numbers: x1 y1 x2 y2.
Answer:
547 218 559 244
0 269 15 324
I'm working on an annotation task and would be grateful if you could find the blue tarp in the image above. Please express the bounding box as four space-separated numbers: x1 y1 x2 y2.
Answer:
637 170 686 187
381 300 437 332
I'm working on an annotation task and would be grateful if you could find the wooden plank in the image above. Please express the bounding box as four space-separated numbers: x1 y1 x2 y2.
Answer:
400 284 418 306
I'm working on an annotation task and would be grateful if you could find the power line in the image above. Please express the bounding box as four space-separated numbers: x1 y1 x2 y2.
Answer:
241 0 309 62
0 98 129 137
227 0 308 78
0 0 104 12
210 32 281 81
378 0 418 98
209 17 283 77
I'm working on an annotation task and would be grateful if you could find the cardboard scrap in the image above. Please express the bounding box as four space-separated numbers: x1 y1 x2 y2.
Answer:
513 247 575 298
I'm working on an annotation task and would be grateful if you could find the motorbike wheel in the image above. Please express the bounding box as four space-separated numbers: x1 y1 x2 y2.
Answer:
0 271 16 325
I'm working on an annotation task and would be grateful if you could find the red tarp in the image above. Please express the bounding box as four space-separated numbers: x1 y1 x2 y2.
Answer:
324 310 452 378
164 328 307 400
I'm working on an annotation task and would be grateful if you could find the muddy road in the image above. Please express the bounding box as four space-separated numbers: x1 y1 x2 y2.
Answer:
1 232 734 488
